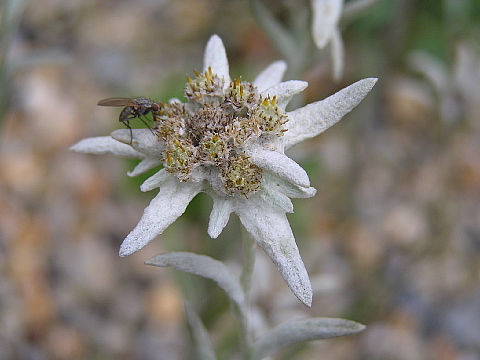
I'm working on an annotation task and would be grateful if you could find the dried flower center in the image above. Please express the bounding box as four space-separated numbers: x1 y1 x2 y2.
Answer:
155 68 288 197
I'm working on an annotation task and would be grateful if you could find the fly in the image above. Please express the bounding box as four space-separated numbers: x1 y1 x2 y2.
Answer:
97 96 160 143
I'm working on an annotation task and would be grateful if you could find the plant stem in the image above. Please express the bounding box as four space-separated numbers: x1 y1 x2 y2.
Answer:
238 226 257 358
240 226 256 297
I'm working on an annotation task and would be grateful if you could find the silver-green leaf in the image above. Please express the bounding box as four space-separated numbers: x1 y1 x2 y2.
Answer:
146 252 246 315
184 301 217 360
251 317 366 360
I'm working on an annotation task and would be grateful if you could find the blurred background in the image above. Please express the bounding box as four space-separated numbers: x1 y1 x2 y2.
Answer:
1 0 480 359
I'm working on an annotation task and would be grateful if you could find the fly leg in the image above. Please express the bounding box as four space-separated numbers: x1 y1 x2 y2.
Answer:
139 117 156 137
121 120 133 144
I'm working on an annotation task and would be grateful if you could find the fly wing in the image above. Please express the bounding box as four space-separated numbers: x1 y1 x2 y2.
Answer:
97 97 137 107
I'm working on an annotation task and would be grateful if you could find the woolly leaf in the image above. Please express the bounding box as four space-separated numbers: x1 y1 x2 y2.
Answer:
251 317 365 360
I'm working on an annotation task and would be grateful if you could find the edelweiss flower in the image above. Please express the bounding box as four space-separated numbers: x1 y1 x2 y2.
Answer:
71 35 376 306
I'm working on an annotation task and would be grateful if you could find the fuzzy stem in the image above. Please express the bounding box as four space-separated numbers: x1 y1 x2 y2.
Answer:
237 226 257 358
240 226 256 296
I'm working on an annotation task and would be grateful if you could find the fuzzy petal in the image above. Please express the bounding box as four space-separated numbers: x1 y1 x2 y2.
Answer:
254 60 287 92
70 136 143 158
203 35 231 85
168 97 182 104
259 188 294 213
235 197 312 306
111 129 164 157
263 173 317 199
281 184 317 199
128 158 163 177
311 0 344 49
208 196 234 238
140 169 171 192
263 80 308 109
283 78 377 149
249 149 310 188
119 177 203 256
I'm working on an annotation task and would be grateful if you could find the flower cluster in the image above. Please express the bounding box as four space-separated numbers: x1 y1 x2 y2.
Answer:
157 69 288 197
71 35 376 306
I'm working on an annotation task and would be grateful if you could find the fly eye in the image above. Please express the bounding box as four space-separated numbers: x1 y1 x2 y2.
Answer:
152 103 161 111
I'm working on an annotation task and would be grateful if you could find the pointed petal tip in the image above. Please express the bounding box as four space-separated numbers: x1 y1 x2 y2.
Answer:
362 77 378 88
118 223 157 258
205 34 223 56
110 129 130 143
284 276 313 307
118 246 133 257
208 197 233 239
118 236 146 257
294 280 313 307
279 263 313 307
69 137 108 152
302 293 313 307
254 60 288 92
207 220 223 239
110 128 144 145
204 34 230 83
235 199 313 307
208 34 222 44
70 136 142 157
207 229 220 239
272 59 287 70
283 76 378 149
119 237 149 257
69 144 80 152
354 77 378 95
